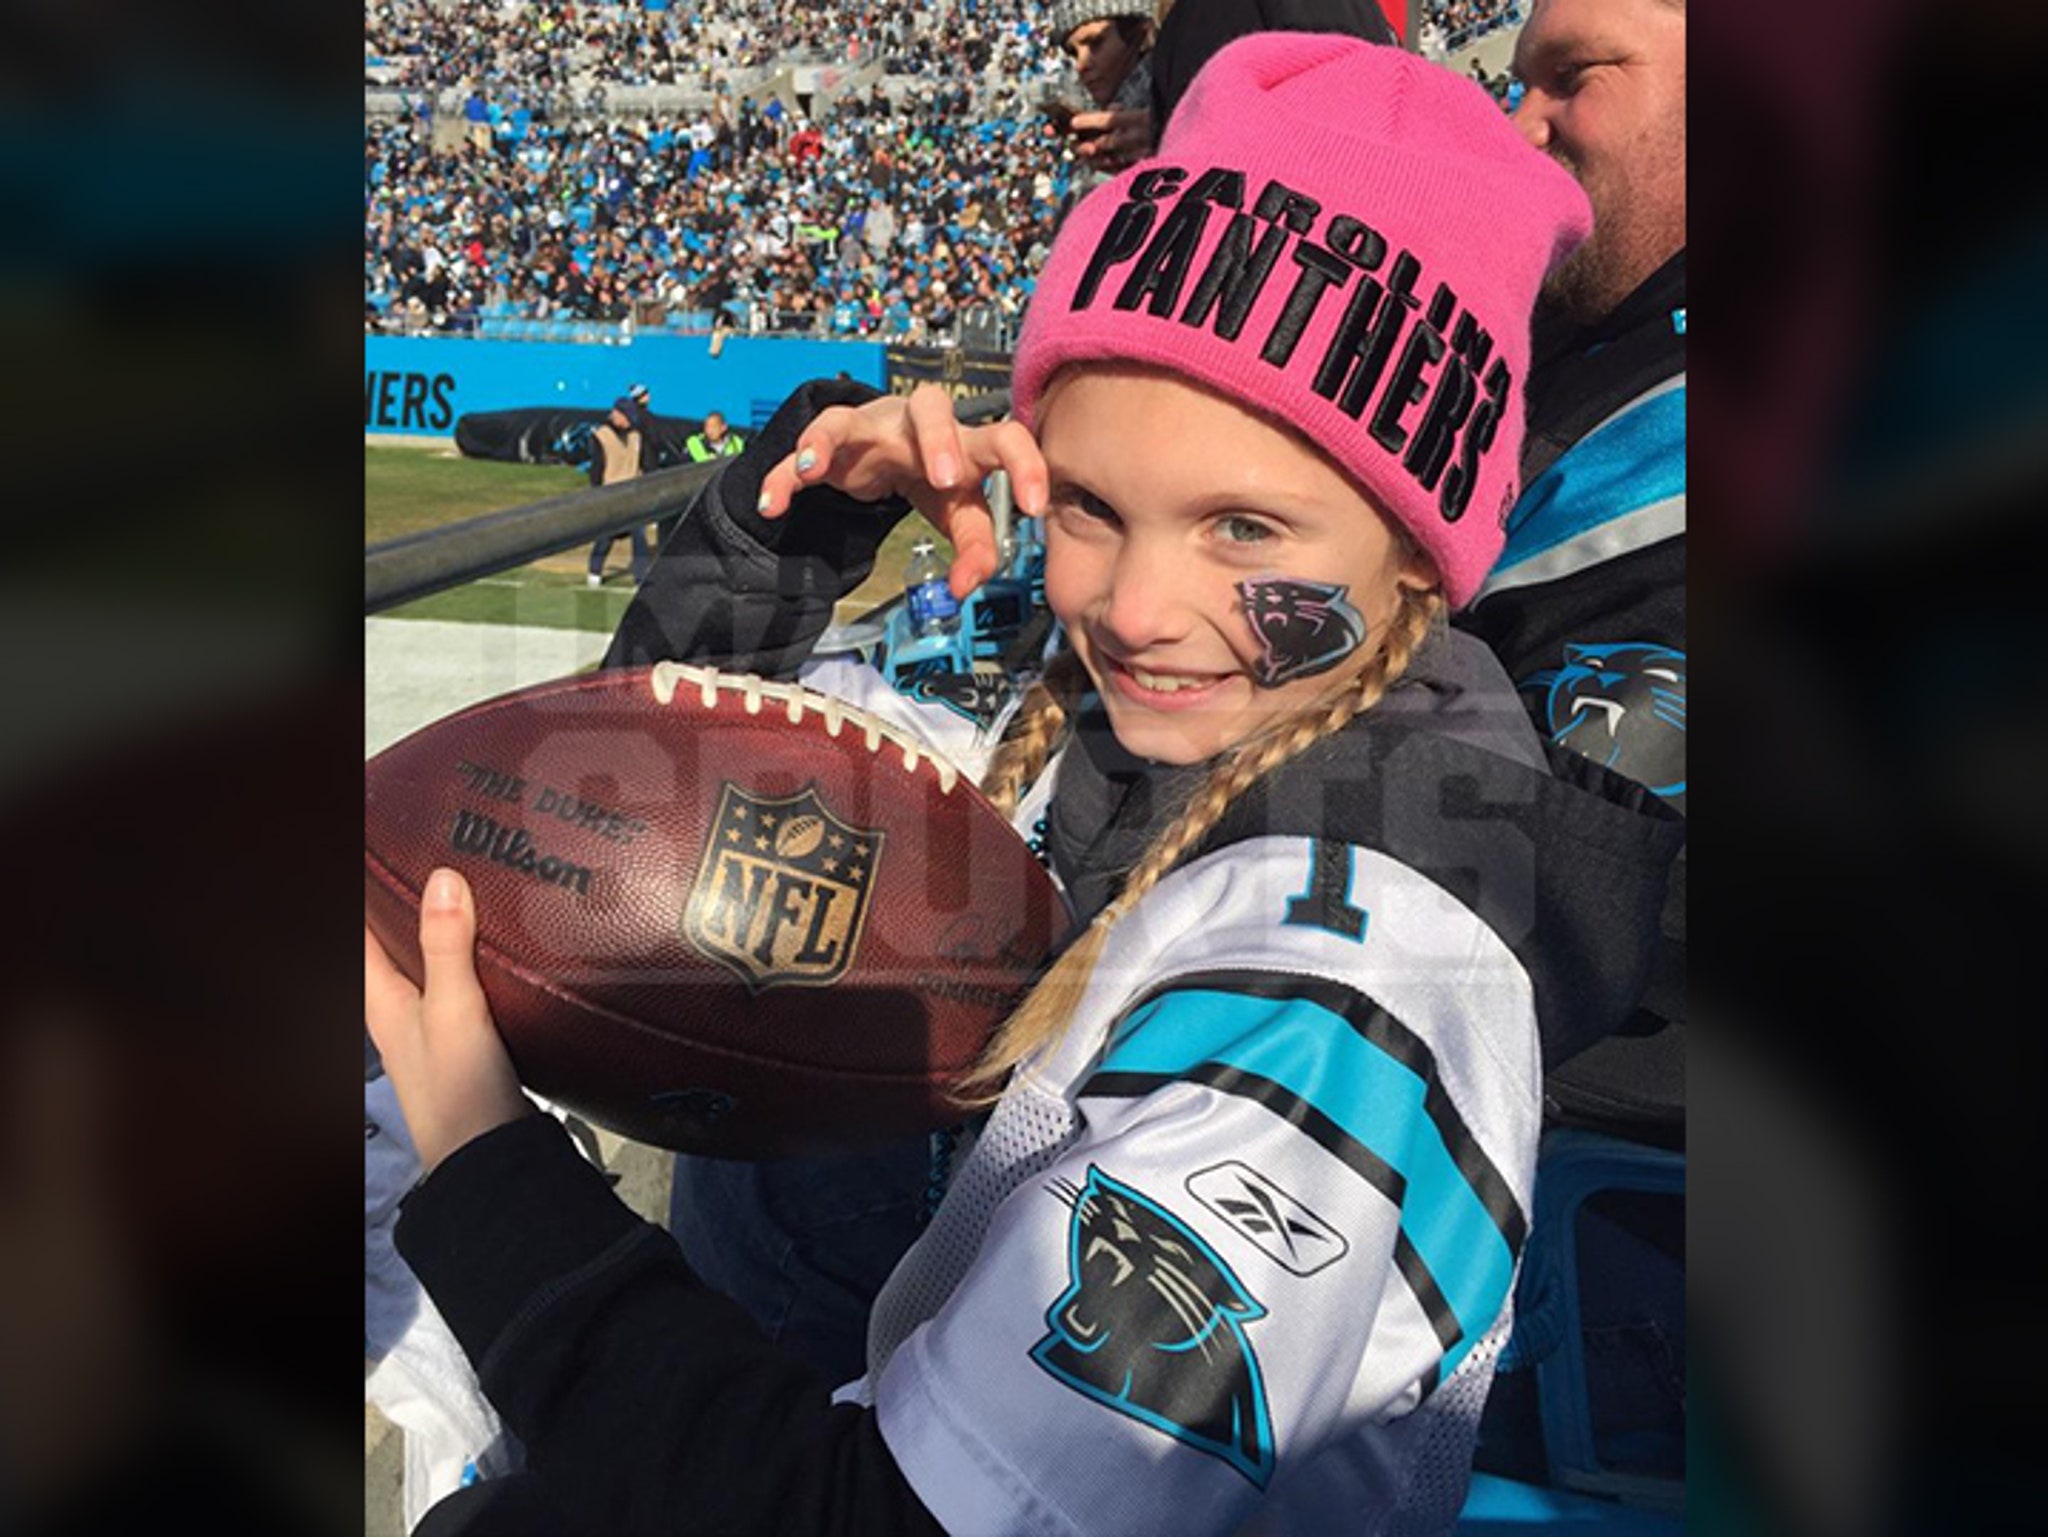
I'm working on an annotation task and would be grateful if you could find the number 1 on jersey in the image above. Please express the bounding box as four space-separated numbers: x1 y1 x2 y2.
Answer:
1283 840 1368 942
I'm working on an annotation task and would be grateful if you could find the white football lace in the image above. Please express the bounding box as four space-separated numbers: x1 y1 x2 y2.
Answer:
647 661 961 794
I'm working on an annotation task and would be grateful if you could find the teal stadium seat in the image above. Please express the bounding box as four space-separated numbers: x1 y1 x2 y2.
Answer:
1460 1128 1686 1530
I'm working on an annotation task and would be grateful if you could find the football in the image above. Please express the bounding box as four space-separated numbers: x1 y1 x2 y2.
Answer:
365 662 1069 1157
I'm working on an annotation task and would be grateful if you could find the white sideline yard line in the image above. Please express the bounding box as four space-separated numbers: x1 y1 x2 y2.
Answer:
366 617 610 757
367 600 892 756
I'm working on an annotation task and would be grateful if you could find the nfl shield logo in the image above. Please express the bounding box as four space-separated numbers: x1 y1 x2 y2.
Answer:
683 783 885 990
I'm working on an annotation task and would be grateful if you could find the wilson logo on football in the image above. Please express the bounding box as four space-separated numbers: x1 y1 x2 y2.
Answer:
683 783 884 990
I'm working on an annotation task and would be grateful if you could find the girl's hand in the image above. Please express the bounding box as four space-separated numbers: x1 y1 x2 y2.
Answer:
364 869 531 1175
753 384 1050 600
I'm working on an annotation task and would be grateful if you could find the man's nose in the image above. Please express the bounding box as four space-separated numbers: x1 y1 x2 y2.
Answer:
1511 91 1550 151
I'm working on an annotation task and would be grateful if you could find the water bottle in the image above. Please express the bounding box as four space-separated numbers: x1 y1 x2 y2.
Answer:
904 537 960 637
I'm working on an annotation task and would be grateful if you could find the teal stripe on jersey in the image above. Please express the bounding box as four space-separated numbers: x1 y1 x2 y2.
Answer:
1098 989 1515 1365
1497 382 1686 573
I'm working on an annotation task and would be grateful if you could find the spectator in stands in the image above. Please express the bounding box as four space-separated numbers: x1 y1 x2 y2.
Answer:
584 397 656 588
1049 0 1158 180
1457 0 1688 1486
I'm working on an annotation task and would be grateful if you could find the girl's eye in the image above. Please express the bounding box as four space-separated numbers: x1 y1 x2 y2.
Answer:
1217 514 1275 545
1051 488 1120 530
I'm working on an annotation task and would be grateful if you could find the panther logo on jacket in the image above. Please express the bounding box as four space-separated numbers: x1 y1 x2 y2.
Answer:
1523 641 1687 811
1033 1167 1276 1487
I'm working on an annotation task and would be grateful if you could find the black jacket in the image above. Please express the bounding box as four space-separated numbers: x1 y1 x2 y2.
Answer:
1150 0 1398 131
1454 250 1688 1135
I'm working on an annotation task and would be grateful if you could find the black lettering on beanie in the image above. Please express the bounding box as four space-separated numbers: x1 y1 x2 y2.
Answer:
1310 277 1383 408
1129 166 1188 202
1261 244 1353 367
1116 195 1214 317
1058 162 1524 527
1369 318 1447 454
1252 179 1321 234
1450 311 1495 378
1311 248 1420 417
1424 283 1457 335
1404 351 1476 491
1179 214 1290 341
1184 166 1247 210
1324 215 1387 272
1442 359 1510 522
1075 198 1159 310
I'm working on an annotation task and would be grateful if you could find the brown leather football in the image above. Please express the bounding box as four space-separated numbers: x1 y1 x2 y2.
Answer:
365 662 1069 1156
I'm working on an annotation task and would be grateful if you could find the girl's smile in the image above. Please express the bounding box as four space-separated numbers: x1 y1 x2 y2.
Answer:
1034 364 1436 766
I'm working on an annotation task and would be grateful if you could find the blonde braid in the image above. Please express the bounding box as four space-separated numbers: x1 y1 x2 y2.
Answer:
979 649 1089 818
954 586 1444 1105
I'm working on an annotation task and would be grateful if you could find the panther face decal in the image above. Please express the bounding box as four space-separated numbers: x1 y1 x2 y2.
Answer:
1523 641 1687 809
1238 578 1367 689
895 664 1012 729
1033 1168 1275 1487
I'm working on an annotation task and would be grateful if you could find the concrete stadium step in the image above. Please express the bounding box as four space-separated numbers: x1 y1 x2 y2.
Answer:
367 616 669 1532
366 617 611 759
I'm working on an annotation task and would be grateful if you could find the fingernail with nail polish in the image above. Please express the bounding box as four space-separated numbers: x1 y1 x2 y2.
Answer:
795 448 817 472
757 489 773 513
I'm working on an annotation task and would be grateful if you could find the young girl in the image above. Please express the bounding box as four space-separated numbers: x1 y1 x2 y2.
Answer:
366 34 1682 1535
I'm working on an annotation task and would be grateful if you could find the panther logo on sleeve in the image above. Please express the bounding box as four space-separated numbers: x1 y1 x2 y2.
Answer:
1522 641 1687 811
1032 1167 1276 1487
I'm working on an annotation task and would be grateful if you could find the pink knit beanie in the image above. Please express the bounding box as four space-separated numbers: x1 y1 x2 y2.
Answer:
1011 32 1592 608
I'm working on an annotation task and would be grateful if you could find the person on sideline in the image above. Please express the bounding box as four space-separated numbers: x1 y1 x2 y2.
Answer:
584 396 655 587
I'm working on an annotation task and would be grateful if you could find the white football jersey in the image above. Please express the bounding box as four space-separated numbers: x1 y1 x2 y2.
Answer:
798 657 1543 1536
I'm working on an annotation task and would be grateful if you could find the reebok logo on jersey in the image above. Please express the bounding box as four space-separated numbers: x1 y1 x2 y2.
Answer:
1188 1161 1349 1277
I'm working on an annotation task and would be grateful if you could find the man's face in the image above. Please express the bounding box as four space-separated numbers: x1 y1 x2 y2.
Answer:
1512 0 1686 321
704 413 727 442
1064 18 1145 108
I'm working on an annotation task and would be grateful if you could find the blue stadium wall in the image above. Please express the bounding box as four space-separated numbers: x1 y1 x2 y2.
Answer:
364 335 888 439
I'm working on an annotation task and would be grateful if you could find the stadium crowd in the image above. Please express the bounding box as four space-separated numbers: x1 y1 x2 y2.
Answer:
365 74 1073 342
366 0 1088 341
364 0 1529 341
1418 0 1521 56
366 0 1063 95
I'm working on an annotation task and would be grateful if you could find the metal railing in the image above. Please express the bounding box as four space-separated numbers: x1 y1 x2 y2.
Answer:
366 459 717 615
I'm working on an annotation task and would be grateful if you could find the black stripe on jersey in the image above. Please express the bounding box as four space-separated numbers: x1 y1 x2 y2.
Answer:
1113 969 1527 1253
1086 1064 1464 1361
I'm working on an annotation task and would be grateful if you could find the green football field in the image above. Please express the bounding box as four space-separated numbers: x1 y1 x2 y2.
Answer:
366 443 936 633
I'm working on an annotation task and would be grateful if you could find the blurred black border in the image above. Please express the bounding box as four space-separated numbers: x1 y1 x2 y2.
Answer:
0 4 365 1532
0 0 2041 1531
1693 0 2042 1532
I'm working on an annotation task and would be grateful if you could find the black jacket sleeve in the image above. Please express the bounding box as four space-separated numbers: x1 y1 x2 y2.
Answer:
602 378 914 678
394 1114 945 1537
1150 0 1397 130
